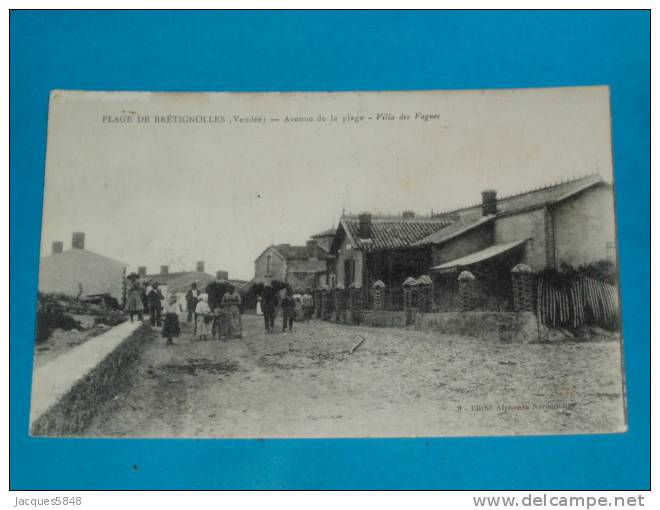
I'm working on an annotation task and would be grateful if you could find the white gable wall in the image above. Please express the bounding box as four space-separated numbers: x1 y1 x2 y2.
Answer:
39 250 126 300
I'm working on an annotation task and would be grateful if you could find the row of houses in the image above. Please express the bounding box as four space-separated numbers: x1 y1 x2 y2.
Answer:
253 174 617 302
39 174 617 312
38 233 247 308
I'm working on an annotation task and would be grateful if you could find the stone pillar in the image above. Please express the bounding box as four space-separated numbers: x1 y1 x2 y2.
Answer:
416 275 433 313
327 287 335 319
349 283 362 310
402 277 417 325
314 289 322 318
458 270 476 312
403 277 416 310
334 283 345 322
329 287 336 321
349 283 362 325
322 288 332 320
373 280 385 311
511 263 534 312
320 289 326 320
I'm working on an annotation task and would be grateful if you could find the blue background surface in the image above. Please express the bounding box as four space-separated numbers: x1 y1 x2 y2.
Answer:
10 10 650 489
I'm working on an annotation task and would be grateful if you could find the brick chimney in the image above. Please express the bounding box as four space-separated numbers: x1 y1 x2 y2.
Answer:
402 210 415 218
51 241 63 254
358 212 372 238
216 270 229 280
72 232 85 250
196 261 205 273
306 240 318 258
160 265 169 275
481 190 497 216
138 266 147 278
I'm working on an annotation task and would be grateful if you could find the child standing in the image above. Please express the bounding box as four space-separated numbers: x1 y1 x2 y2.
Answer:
162 294 182 345
195 293 211 341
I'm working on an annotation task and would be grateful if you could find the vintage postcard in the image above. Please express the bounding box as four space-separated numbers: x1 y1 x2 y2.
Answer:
30 87 625 438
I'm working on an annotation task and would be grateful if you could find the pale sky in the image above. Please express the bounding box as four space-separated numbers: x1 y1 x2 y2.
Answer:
40 87 613 280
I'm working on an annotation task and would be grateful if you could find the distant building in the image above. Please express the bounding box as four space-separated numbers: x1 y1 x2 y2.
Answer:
39 232 127 301
254 240 328 290
310 227 337 253
328 174 617 291
142 261 216 312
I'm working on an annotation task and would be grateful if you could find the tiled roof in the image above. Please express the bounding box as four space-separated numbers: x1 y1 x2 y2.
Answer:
431 239 528 272
341 216 453 251
334 175 607 253
287 258 327 273
412 215 495 247
273 245 309 259
435 174 606 219
311 227 336 238
44 248 128 267
273 243 328 260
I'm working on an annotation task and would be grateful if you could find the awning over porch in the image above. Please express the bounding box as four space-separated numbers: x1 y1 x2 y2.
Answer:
430 239 528 273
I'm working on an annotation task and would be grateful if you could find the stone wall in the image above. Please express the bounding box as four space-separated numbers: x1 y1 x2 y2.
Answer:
31 322 153 436
415 311 539 343
358 310 408 328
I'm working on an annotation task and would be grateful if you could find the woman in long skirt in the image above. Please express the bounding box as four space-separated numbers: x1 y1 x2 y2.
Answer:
195 293 211 340
221 285 242 339
125 278 144 322
162 294 182 345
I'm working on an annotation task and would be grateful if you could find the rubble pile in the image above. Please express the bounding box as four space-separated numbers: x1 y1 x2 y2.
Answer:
35 293 128 364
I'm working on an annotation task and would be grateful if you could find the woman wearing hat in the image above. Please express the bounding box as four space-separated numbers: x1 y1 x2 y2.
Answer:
125 273 144 322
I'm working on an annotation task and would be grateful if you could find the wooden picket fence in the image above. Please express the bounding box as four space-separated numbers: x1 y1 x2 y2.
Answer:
536 275 619 328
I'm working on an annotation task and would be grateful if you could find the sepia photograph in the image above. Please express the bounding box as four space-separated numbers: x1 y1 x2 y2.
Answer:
30 86 625 439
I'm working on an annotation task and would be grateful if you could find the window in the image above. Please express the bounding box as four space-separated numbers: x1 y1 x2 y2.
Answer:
266 254 272 275
606 242 616 261
344 259 355 286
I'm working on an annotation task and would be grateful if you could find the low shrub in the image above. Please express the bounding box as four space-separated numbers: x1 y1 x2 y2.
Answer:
35 305 81 344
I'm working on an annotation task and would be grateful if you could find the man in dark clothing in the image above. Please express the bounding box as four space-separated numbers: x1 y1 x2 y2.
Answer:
281 287 295 333
147 282 164 327
185 283 199 324
261 282 277 334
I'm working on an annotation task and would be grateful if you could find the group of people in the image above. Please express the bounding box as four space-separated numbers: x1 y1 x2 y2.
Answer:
185 282 243 342
125 275 318 342
125 277 165 326
124 276 243 345
258 283 315 334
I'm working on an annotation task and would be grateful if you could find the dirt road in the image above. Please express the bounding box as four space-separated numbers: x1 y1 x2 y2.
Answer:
84 314 626 438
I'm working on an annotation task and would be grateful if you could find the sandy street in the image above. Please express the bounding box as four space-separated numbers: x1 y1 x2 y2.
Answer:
84 314 626 438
